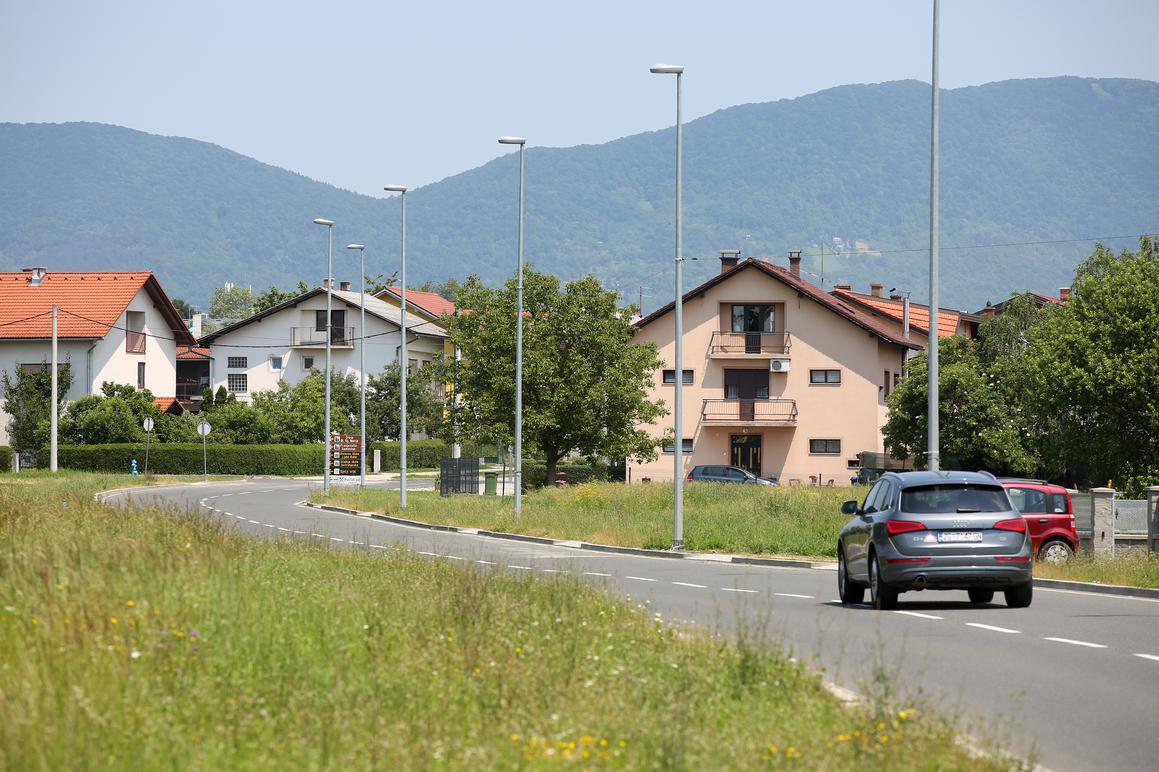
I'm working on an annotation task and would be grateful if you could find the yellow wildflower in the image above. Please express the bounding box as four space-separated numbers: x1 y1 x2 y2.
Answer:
898 709 913 720
126 600 135 607
879 735 889 743
110 617 118 625
510 733 520 742
786 746 798 759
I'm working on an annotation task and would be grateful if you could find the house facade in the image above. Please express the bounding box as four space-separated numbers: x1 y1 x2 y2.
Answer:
630 254 919 485
0 268 195 446
197 284 446 401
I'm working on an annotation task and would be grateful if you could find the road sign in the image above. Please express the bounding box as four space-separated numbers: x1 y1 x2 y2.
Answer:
197 420 212 438
331 433 362 476
143 417 155 432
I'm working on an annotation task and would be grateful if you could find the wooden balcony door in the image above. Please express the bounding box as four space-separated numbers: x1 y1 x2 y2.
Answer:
724 369 769 421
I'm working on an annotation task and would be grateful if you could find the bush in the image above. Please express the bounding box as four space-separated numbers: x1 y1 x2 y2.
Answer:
0 445 12 473
522 459 610 489
368 440 483 471
48 444 324 476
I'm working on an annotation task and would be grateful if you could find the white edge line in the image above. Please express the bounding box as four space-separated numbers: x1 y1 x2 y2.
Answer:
775 592 815 599
721 588 758 594
584 572 611 577
1044 636 1106 649
508 565 533 571
965 622 1020 634
626 576 657 582
894 610 944 620
673 581 707 588
475 560 495 565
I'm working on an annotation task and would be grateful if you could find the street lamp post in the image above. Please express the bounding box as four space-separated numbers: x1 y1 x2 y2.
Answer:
383 185 409 507
348 243 367 487
498 136 526 517
650 63 685 550
313 218 335 494
928 0 941 471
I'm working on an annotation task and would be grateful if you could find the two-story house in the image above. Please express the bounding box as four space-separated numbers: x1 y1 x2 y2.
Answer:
0 268 196 446
197 282 446 401
630 253 920 485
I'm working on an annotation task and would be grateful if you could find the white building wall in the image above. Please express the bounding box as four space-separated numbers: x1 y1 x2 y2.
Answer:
89 290 179 396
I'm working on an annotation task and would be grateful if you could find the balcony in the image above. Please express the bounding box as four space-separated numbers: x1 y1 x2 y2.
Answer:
701 398 797 427
708 331 791 359
291 326 355 348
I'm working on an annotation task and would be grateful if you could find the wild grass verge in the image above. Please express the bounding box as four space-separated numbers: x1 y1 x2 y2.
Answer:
0 473 1013 769
1033 551 1159 588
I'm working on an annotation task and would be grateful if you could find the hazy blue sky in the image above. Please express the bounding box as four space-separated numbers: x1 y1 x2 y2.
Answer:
3 1 1157 195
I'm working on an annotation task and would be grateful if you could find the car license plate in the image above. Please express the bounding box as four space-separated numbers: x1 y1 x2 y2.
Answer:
937 531 983 543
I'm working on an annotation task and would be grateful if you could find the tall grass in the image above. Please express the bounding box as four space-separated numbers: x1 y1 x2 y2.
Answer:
1033 551 1159 588
0 473 1009 769
320 482 858 559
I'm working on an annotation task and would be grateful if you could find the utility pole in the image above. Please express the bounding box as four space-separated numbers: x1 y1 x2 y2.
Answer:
927 0 941 472
50 304 58 473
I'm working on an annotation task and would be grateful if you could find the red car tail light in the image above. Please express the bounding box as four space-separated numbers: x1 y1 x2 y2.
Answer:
995 555 1030 562
887 557 931 564
885 520 927 535
994 518 1027 533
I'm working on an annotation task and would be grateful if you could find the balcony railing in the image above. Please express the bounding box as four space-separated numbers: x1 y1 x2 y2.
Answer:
708 331 791 357
290 326 355 347
125 330 146 353
701 398 797 426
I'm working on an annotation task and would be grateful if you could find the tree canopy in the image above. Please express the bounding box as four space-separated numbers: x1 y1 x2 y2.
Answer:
1 361 73 455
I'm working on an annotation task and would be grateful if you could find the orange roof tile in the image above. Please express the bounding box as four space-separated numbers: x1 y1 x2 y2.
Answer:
378 286 457 318
177 346 212 360
831 289 962 338
0 271 195 344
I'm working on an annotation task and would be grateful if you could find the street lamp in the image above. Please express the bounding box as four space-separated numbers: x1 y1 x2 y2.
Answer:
313 217 335 495
927 0 941 471
650 63 685 550
383 184 409 508
347 243 367 487
498 136 526 517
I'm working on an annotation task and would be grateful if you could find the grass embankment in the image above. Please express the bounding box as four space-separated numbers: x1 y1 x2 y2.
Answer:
319 482 856 560
1034 552 1159 589
0 473 1007 769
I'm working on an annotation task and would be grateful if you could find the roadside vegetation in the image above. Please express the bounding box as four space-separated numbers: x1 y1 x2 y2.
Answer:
0 473 1012 769
1033 552 1159 589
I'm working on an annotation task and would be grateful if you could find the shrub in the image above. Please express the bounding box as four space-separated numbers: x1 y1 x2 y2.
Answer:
48 444 324 476
0 445 12 473
522 459 610 489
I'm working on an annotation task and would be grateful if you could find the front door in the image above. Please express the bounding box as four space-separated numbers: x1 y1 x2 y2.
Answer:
730 434 762 476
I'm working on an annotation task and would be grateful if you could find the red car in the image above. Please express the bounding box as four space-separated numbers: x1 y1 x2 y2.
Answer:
1000 478 1078 562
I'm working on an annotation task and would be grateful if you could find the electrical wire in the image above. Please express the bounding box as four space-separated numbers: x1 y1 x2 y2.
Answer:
0 310 53 328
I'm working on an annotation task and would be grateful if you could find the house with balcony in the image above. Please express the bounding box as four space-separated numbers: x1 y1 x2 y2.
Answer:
0 268 196 446
197 282 446 401
630 251 920 485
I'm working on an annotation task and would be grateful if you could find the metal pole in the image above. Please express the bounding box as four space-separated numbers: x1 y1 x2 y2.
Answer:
51 304 58 473
673 71 685 550
202 431 208 482
400 190 409 509
927 0 941 472
359 247 366 487
515 142 525 518
324 224 334 493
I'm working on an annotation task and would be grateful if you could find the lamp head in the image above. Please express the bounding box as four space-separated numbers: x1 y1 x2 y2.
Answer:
383 185 407 193
497 136 526 145
649 64 684 74
313 218 335 226
347 244 365 251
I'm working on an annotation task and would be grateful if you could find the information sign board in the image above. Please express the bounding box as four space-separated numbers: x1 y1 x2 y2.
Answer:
331 433 362 476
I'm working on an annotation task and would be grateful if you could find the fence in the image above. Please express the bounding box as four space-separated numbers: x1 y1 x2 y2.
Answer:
1073 487 1159 555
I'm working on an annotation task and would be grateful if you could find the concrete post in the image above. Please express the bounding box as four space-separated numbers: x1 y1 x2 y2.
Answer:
1146 486 1159 554
373 449 382 474
1090 487 1115 558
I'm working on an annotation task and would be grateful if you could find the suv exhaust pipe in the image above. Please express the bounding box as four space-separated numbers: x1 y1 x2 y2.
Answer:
913 575 928 590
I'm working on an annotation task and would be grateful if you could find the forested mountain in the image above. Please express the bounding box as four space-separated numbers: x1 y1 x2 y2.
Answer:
2 77 1156 312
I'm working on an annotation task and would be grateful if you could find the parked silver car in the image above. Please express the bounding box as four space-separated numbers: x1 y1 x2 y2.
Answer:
837 470 1033 609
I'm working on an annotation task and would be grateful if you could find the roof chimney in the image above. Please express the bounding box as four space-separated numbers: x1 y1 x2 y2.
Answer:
22 267 48 287
339 281 352 292
833 283 852 291
788 250 802 277
719 249 741 274
981 301 996 318
1059 287 1071 301
322 278 330 290
870 282 884 298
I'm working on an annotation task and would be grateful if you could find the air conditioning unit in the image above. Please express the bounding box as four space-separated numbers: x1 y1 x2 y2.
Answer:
770 356 791 373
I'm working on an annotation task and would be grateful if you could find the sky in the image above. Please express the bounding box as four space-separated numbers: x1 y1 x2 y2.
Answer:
3 0 1158 196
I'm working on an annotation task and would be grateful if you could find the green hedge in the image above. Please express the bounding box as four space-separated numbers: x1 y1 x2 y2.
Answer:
369 440 482 471
522 460 610 489
47 444 324 476
0 445 11 473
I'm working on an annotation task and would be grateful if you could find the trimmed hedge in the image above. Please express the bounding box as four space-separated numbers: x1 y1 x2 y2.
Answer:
522 460 610 489
48 444 324 476
0 445 11 473
369 440 482 471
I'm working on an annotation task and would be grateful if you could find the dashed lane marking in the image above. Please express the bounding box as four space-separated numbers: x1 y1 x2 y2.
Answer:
626 576 657 582
276 527 290 532
444 555 465 561
418 551 437 556
894 610 943 620
1134 653 1159 662
966 622 1020 634
584 572 612 577
1044 636 1106 649
673 581 707 588
476 560 495 565
262 524 275 529
311 533 328 538
329 537 345 543
247 519 260 524
508 565 533 571
721 588 758 594
775 593 815 599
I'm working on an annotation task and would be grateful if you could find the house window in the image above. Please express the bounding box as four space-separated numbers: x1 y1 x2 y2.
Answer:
810 439 841 455
228 356 248 369
662 369 694 385
270 356 283 371
303 356 315 370
125 310 146 353
884 370 892 396
137 362 146 390
847 458 861 469
663 438 694 454
227 374 248 393
809 369 841 384
731 304 775 333
408 358 418 374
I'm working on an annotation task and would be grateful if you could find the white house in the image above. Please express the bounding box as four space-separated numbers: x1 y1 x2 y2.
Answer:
0 268 196 447
197 284 447 400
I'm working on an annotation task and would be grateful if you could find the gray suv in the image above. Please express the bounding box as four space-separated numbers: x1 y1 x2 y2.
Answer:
837 471 1033 609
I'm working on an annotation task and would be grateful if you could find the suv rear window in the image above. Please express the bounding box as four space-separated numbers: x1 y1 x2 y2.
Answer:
900 484 1010 514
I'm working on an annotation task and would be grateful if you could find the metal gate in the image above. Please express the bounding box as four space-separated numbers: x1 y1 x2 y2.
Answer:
440 457 480 496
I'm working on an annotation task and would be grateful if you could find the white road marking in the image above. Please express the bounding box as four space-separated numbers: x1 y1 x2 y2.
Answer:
312 533 327 538
294 530 307 535
418 551 437 556
329 537 344 543
673 581 708 589
775 593 815 599
370 544 388 550
966 622 1020 634
276 527 290 532
1044 636 1106 649
475 560 495 565
1134 653 1159 662
540 569 561 573
247 519 260 524
444 555 465 561
721 588 758 594
894 610 943 620
262 524 275 529
626 576 657 582
508 565 533 571
584 572 611 577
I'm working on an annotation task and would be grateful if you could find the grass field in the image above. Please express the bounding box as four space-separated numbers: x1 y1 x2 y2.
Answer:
0 473 1013 769
1033 551 1159 588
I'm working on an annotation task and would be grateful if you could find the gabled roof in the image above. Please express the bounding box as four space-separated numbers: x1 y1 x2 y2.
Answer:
177 346 212 360
0 270 195 345
978 291 1062 315
830 288 971 338
635 259 921 350
376 286 457 319
198 286 446 345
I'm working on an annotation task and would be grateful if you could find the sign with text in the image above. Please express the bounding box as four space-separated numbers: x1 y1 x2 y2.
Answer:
331 433 362 476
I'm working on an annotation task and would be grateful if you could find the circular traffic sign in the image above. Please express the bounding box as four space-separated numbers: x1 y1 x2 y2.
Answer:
197 420 212 438
143 417 155 432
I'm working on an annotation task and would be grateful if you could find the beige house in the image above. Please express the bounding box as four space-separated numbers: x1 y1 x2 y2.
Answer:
630 253 920 485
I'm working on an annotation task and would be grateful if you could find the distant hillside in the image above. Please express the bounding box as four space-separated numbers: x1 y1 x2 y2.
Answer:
2 77 1156 312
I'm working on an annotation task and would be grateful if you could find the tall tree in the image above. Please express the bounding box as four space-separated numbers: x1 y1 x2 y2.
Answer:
209 284 256 320
429 268 666 483
253 281 309 313
0 361 73 456
62 382 160 444
366 362 443 441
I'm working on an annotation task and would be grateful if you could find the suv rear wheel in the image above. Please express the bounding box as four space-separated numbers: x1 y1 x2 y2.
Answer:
869 551 898 610
1004 582 1033 608
838 547 865 605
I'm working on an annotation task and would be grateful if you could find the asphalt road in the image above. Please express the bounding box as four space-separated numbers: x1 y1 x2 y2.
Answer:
106 479 1159 772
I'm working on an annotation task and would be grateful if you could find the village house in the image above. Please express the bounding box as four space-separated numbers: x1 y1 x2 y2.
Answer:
630 252 920 485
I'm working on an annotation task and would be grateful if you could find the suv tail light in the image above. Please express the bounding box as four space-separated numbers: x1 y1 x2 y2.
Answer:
885 520 927 535
994 518 1027 533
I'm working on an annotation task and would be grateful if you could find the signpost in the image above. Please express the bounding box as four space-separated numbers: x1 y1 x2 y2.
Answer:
331 433 362 480
197 419 211 482
143 417 155 475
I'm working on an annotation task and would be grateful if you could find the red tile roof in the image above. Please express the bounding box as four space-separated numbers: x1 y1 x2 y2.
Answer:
152 396 183 414
831 288 964 338
636 259 920 350
0 270 195 344
377 286 457 318
177 346 212 360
